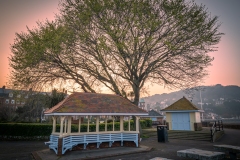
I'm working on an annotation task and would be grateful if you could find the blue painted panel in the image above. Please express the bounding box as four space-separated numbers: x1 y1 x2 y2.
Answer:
172 113 190 130
151 117 157 121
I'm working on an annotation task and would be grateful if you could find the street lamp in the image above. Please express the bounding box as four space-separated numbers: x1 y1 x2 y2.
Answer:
199 89 204 121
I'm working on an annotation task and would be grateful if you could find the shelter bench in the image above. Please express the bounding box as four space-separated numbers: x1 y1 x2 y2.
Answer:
45 135 59 154
121 133 138 146
177 148 225 160
62 136 80 154
62 133 138 154
214 144 240 160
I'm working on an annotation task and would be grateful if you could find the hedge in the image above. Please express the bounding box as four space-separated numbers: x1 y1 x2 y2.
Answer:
0 119 152 140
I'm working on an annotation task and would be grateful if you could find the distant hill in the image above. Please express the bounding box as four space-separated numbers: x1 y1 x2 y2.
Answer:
142 84 240 117
143 84 240 105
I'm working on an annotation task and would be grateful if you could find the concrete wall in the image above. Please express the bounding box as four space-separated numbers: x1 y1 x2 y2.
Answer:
195 112 201 123
190 112 202 131
166 112 172 130
194 122 202 131
189 112 195 131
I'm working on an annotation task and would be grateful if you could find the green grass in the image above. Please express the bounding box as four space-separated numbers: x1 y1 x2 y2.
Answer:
141 134 150 138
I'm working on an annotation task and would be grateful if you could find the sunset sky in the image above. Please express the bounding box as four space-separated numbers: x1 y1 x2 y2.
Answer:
0 0 240 96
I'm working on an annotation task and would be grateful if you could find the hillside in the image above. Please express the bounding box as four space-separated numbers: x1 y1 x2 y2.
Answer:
143 84 240 118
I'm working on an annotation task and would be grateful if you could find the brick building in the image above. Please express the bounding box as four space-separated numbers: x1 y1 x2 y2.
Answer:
0 86 31 110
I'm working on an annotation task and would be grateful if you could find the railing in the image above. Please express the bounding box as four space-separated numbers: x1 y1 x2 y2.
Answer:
210 120 223 142
62 133 138 154
45 133 139 155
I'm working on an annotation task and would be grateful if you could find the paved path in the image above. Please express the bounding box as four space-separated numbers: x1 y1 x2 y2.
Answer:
0 128 239 160
0 141 45 160
101 128 240 160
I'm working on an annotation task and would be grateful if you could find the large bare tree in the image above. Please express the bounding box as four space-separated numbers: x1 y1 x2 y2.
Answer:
10 0 223 105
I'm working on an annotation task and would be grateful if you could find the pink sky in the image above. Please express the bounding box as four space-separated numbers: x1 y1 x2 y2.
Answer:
0 0 239 96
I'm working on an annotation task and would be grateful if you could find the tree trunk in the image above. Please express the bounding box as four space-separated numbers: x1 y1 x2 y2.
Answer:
132 86 142 136
133 88 140 106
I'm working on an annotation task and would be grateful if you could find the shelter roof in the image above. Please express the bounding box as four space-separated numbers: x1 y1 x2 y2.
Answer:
45 92 148 116
161 96 200 111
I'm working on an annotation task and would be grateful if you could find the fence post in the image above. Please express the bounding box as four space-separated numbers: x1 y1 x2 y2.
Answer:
210 129 213 142
221 120 223 130
218 121 220 131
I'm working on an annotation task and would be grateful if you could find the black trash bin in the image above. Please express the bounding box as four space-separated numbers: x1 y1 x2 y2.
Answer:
157 125 168 142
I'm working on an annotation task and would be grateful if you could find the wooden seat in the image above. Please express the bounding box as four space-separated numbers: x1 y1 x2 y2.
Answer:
99 133 113 147
122 133 138 147
61 133 139 154
45 135 59 154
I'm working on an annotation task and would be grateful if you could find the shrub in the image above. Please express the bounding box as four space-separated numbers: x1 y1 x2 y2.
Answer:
0 119 152 140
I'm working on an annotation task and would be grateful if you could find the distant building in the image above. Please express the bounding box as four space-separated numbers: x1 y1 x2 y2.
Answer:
215 100 224 106
0 86 50 110
139 98 145 110
0 86 31 110
147 104 151 111
141 109 164 125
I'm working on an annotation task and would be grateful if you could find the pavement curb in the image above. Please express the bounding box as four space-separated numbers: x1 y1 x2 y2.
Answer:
32 151 42 160
31 145 152 160
81 146 153 160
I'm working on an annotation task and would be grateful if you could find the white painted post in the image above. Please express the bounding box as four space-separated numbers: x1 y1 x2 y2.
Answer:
113 116 115 131
60 116 66 137
136 116 139 132
128 116 131 131
105 116 107 132
64 119 67 134
67 116 71 134
96 116 99 132
87 116 90 132
52 116 56 133
120 116 124 131
78 116 81 133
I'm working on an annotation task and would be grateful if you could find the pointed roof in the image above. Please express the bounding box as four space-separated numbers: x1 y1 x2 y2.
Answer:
45 92 148 116
148 110 163 117
161 96 200 111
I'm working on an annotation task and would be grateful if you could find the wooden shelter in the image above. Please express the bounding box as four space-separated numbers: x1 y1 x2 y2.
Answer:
44 92 148 155
161 96 203 131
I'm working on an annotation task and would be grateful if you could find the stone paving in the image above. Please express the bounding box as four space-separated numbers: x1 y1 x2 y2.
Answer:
177 148 225 160
98 128 240 160
0 128 239 160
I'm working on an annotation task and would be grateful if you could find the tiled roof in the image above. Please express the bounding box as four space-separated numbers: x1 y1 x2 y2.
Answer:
0 89 11 94
0 93 8 98
161 96 200 111
45 92 148 115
